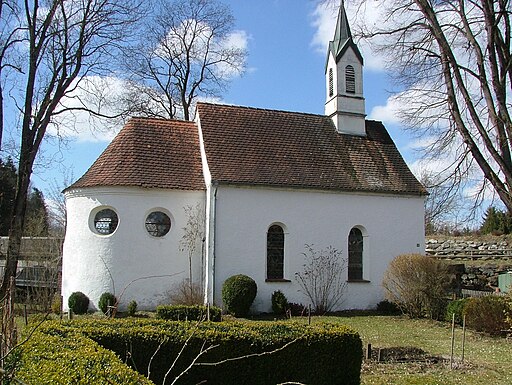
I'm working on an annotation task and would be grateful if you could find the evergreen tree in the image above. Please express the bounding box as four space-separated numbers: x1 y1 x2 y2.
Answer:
25 188 50 237
0 158 17 235
0 158 50 236
480 206 512 235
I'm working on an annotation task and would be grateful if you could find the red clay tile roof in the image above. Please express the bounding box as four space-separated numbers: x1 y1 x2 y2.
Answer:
197 102 426 196
68 117 205 191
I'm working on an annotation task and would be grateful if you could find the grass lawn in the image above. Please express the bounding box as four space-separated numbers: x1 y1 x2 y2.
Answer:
297 315 512 385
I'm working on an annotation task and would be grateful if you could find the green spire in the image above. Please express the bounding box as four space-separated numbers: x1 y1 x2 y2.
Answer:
332 0 352 56
325 0 363 69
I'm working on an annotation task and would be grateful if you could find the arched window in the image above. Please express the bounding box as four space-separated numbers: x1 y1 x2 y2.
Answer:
328 68 334 97
348 227 363 280
267 225 284 279
345 65 355 94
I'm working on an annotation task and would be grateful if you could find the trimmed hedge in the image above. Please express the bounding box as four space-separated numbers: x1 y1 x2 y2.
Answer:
26 318 362 385
17 325 153 384
156 304 222 322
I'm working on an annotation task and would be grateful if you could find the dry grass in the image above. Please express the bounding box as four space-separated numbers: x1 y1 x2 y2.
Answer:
305 315 512 385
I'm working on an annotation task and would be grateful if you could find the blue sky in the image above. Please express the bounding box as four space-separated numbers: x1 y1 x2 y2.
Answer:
32 0 415 196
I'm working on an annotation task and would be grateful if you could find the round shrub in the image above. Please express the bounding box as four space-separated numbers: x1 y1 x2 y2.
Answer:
376 300 401 315
68 291 89 315
445 298 469 325
221 274 257 317
98 292 117 315
127 300 138 316
271 290 288 315
464 295 510 335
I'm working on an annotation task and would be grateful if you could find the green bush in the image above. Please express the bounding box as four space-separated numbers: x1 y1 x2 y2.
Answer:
445 298 469 325
221 274 257 317
68 291 89 315
17 326 152 384
271 290 288 315
464 295 511 335
127 300 138 316
32 318 362 385
376 300 401 315
51 295 62 315
156 304 221 322
98 292 117 315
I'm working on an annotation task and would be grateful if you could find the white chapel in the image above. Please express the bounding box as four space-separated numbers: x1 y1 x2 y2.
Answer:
61 4 426 312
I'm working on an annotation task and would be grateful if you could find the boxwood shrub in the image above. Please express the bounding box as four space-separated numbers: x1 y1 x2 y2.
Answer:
221 274 257 317
156 304 222 322
68 291 89 315
16 325 153 384
24 318 362 385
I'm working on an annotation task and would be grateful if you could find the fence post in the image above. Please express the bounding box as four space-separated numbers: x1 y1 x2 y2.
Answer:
462 315 466 363
450 313 455 369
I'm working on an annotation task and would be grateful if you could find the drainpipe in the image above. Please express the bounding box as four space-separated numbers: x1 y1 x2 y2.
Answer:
211 184 218 304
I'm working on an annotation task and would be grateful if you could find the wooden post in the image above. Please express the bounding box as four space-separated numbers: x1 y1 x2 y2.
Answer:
24 305 28 326
450 313 455 369
308 304 311 325
366 343 372 360
68 308 73 320
461 314 466 363
377 348 382 362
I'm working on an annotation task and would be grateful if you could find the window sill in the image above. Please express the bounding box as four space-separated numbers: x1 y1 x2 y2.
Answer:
265 278 291 283
347 279 371 283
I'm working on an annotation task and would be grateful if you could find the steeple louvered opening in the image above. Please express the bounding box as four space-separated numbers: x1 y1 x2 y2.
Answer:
345 65 355 94
329 68 334 97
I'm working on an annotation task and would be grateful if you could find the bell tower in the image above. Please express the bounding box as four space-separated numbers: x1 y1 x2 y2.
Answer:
324 1 366 136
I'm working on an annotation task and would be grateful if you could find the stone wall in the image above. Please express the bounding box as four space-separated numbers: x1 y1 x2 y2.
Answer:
426 237 512 290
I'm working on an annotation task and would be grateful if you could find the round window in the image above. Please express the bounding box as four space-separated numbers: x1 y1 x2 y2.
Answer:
93 208 119 235
145 211 171 237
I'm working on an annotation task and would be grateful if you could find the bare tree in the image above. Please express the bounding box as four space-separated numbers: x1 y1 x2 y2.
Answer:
121 0 247 121
345 0 512 214
0 0 144 300
177 203 205 303
419 170 466 234
294 244 347 314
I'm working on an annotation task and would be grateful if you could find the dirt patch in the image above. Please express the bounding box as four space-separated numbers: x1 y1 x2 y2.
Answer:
365 346 445 363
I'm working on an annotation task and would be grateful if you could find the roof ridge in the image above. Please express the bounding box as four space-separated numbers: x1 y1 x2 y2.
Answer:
128 116 196 125
197 101 325 119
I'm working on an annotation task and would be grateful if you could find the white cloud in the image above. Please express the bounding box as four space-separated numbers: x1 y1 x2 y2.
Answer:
368 96 402 124
216 29 249 79
47 76 127 143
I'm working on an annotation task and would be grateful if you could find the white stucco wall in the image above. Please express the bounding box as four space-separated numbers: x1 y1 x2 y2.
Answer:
325 48 366 136
210 186 425 313
62 187 205 311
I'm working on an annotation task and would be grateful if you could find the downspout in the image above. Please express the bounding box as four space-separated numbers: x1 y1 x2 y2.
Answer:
211 184 218 304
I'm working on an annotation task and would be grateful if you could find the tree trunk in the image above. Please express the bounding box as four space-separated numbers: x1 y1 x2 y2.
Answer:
0 153 31 300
